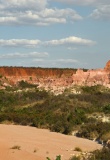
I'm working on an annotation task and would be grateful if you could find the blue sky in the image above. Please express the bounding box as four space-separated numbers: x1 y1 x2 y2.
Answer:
0 0 110 69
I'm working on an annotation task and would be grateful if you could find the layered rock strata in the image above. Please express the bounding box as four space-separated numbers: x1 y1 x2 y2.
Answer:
72 69 110 87
0 60 110 92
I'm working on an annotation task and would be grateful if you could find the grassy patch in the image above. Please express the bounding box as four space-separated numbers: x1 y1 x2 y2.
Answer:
11 145 21 150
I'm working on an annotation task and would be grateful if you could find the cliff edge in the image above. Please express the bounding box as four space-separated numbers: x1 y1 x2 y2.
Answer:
0 61 110 92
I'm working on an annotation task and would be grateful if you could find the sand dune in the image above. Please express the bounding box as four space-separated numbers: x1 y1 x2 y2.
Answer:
0 124 101 160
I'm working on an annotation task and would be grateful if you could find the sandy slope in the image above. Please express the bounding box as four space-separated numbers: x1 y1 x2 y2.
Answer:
0 124 101 160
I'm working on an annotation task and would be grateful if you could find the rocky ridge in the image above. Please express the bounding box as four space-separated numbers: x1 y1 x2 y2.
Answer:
0 60 110 93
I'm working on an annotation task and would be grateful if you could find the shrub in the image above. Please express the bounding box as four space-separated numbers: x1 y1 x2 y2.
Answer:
47 155 61 160
18 80 37 88
101 132 110 142
88 147 110 160
11 145 21 150
69 156 81 160
103 104 110 113
0 74 3 78
74 147 82 152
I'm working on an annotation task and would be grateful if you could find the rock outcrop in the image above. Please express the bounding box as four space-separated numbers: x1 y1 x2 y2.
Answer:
72 69 110 87
71 60 110 87
0 60 110 92
104 60 110 72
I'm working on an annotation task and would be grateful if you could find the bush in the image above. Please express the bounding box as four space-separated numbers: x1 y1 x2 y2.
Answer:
88 147 110 160
11 145 21 150
69 156 81 160
47 155 61 160
18 80 37 88
50 120 73 135
103 104 110 113
101 132 110 142
74 147 82 152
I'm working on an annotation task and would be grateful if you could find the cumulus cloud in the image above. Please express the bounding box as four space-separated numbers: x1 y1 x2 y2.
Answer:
0 0 47 11
51 0 110 6
0 36 96 48
57 59 78 63
90 5 110 20
0 39 41 47
45 36 96 46
0 36 96 49
0 0 82 25
0 52 49 59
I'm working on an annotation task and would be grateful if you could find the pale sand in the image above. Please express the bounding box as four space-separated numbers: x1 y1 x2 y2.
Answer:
0 124 102 160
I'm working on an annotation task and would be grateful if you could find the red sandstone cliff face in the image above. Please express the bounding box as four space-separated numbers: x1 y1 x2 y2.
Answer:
104 60 110 72
0 60 110 90
0 67 75 87
72 60 110 87
0 67 76 77
72 69 110 87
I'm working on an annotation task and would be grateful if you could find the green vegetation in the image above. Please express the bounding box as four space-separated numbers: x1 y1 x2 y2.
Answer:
74 147 82 152
18 80 38 89
89 147 110 160
70 147 110 160
69 156 81 160
47 148 110 160
47 155 61 160
0 74 3 78
11 145 21 150
0 84 110 143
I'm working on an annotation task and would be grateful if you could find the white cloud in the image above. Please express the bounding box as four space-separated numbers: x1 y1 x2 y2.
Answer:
0 39 41 47
0 0 82 25
45 36 96 46
90 5 110 20
57 59 78 63
0 52 49 59
38 8 82 21
51 0 110 6
0 0 47 11
0 36 96 48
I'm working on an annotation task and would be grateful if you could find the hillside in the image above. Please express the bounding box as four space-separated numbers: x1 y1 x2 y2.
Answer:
0 62 110 160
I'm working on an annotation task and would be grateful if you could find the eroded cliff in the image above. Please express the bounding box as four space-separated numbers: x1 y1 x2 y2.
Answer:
0 67 76 77
0 60 110 93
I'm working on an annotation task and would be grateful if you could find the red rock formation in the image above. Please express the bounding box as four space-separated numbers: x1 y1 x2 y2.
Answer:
0 67 76 87
0 67 75 77
72 68 110 87
0 60 110 91
104 60 110 72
